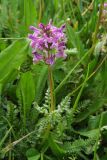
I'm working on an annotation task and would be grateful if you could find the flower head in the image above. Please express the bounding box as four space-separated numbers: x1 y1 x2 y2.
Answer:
28 20 67 65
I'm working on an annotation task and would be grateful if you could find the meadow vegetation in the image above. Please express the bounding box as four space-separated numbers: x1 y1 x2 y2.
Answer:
0 0 107 160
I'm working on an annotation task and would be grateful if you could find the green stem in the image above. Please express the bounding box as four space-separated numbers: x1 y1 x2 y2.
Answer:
55 45 95 94
41 65 55 144
9 134 12 160
0 37 26 40
48 65 55 111
72 65 89 114
93 0 104 44
61 55 107 117
41 153 44 160
93 113 103 160
68 54 107 98
1 130 35 154
82 0 94 16
23 105 26 133
55 0 104 95
38 0 44 24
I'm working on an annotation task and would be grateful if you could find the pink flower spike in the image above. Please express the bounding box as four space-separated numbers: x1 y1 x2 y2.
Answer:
28 19 67 65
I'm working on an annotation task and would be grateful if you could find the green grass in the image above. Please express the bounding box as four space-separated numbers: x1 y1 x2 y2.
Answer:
0 0 107 160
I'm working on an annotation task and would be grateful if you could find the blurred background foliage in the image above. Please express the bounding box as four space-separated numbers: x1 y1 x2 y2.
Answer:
0 0 107 160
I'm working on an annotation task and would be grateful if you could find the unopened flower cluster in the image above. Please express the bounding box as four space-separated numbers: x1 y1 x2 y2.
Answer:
28 20 67 65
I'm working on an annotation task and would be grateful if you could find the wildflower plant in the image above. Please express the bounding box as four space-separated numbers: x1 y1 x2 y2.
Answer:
28 20 67 111
0 0 107 159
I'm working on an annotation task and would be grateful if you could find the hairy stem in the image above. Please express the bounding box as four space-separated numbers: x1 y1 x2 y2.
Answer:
41 65 55 145
48 65 55 111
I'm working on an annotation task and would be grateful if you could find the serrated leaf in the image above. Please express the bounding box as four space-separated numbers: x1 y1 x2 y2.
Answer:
75 98 105 123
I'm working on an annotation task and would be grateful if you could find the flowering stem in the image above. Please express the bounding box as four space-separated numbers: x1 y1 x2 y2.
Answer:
48 65 55 111
41 65 55 145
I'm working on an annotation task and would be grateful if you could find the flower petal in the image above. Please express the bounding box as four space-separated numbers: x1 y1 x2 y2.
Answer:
39 23 45 30
46 55 55 65
61 24 66 30
29 26 40 32
56 51 67 58
33 52 43 62
28 34 35 40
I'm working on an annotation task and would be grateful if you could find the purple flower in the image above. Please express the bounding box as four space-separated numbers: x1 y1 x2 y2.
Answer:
46 55 55 65
33 52 43 62
28 20 67 65
104 3 107 7
56 51 67 58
